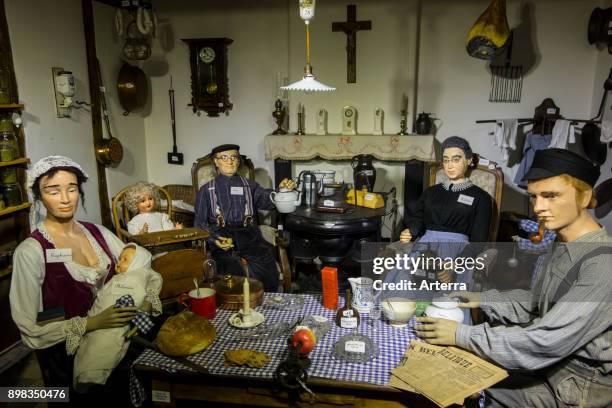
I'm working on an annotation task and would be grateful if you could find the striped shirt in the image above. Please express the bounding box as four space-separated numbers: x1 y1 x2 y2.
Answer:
456 228 612 373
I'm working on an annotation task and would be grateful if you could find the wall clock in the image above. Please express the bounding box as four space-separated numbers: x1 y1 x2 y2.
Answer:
182 38 233 117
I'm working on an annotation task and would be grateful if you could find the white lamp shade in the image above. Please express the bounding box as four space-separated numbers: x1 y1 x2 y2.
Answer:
280 74 336 92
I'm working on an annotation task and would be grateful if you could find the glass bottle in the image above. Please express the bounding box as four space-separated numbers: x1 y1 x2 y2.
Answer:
335 289 360 329
0 114 18 162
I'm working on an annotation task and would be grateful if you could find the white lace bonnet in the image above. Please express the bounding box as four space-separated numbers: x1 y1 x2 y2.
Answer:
27 155 89 191
27 156 89 230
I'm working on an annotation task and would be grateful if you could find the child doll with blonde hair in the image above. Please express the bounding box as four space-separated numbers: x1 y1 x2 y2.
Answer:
125 181 183 235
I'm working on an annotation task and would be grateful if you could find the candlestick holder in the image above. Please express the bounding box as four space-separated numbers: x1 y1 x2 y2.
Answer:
295 111 305 135
398 110 409 135
272 99 288 135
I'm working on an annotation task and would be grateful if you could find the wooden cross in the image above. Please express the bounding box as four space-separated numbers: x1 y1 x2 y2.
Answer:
332 5 371 83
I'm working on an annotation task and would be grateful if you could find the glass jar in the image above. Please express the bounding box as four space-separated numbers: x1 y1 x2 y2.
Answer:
0 183 23 207
0 115 17 162
0 168 17 184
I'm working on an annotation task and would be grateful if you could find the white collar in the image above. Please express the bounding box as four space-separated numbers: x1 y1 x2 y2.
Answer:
442 179 473 192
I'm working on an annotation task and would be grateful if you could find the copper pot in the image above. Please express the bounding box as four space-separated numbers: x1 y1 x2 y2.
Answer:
213 275 264 310
95 137 123 168
117 63 148 115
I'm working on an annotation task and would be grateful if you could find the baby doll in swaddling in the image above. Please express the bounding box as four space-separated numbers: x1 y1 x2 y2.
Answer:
125 181 183 235
73 244 161 391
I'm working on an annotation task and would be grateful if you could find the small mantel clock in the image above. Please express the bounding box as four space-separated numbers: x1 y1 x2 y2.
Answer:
182 38 233 117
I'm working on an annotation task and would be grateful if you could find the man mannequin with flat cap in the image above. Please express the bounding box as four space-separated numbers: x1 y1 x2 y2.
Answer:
194 144 295 291
414 148 612 407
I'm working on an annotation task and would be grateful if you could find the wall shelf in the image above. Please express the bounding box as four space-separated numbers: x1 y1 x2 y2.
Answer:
0 103 24 110
0 157 28 168
0 202 31 217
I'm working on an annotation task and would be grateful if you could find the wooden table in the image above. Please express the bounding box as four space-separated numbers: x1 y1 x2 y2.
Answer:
134 364 438 407
131 293 441 408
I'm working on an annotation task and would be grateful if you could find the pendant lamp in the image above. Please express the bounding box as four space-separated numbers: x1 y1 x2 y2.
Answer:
282 0 335 93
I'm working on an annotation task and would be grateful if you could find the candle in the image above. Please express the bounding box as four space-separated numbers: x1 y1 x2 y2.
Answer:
297 102 302 115
401 94 408 114
243 276 250 315
240 258 251 315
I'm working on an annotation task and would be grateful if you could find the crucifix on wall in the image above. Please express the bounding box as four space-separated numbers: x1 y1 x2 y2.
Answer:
332 4 371 83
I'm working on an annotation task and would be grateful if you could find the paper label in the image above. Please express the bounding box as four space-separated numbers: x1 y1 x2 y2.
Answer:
323 200 334 207
457 194 474 206
151 390 171 403
340 317 358 328
342 309 354 317
365 193 374 201
46 248 72 263
364 170 374 176
345 340 366 353
230 186 244 195
479 158 490 166
112 281 135 294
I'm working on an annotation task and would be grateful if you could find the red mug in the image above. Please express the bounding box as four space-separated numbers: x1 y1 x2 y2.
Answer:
178 288 216 319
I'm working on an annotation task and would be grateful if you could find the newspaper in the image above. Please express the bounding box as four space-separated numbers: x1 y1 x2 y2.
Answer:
390 341 508 407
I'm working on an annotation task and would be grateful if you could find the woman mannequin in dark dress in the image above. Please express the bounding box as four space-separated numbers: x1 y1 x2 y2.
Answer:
383 137 492 316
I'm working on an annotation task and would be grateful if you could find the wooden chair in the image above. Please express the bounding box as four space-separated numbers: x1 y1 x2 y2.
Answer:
112 185 173 243
428 163 504 242
191 153 292 292
111 184 208 303
429 162 503 301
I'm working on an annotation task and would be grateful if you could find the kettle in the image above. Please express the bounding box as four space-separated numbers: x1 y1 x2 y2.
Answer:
297 171 321 207
415 112 434 135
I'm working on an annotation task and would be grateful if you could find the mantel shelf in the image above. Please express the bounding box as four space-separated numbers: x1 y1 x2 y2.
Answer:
0 157 29 168
265 133 435 162
0 202 31 217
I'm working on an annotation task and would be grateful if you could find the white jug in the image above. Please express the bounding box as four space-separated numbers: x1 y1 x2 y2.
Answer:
348 277 374 313
270 189 300 213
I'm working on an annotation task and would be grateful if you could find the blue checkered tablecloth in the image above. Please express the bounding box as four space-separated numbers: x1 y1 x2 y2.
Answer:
130 293 418 406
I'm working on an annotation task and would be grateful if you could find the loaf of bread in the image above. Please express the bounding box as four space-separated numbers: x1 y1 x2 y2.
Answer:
156 311 216 357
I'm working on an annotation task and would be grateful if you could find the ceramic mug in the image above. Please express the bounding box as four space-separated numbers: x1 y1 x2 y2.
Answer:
178 288 216 319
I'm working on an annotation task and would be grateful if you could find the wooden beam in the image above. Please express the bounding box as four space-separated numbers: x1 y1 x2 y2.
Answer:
82 0 113 229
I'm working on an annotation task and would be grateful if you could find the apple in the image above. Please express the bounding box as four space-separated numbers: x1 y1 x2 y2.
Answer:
291 328 316 355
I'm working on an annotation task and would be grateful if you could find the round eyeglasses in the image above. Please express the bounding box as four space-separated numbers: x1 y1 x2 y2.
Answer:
215 155 240 163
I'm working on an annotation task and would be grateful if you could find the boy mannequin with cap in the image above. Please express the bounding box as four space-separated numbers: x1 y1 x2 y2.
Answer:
194 144 295 291
414 148 612 407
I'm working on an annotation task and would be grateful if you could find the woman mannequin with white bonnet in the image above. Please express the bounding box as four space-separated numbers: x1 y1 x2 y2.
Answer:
9 156 162 403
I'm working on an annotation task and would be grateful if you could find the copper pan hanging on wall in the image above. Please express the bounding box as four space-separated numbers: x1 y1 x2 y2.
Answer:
95 137 123 168
117 62 148 115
